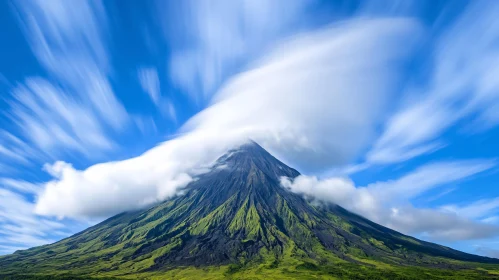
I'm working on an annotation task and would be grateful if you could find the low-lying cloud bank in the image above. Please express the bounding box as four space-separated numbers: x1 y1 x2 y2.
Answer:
35 19 420 219
281 160 499 241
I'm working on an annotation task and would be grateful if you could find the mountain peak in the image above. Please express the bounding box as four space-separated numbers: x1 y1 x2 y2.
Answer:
214 140 299 180
219 140 268 160
236 140 265 152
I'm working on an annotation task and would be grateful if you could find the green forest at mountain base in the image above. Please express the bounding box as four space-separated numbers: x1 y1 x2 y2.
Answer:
2 258 499 280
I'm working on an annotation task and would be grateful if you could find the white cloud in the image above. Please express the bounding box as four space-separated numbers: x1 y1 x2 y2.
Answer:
133 116 158 136
388 207 499 241
424 187 457 202
164 0 316 102
35 134 235 219
366 1 499 164
34 19 420 219
9 0 129 158
441 198 499 220
0 145 30 165
183 19 420 172
137 67 177 122
9 78 115 157
14 0 108 74
281 160 499 240
366 99 452 164
0 131 40 167
138 67 161 105
0 178 40 195
161 100 177 124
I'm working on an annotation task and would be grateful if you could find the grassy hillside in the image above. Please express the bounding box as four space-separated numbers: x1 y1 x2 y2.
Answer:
2 258 499 279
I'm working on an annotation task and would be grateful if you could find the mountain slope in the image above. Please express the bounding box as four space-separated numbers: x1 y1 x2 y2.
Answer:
1 142 498 279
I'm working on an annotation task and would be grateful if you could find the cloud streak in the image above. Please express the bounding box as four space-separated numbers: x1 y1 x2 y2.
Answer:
366 0 499 165
138 67 161 105
8 0 128 159
163 0 317 103
9 78 115 157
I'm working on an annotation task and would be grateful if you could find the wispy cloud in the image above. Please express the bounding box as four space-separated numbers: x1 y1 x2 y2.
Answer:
138 67 161 105
425 187 457 202
0 145 30 165
163 0 316 103
366 1 499 165
9 78 115 157
0 130 39 167
138 67 177 123
8 0 128 159
441 197 499 220
0 178 40 195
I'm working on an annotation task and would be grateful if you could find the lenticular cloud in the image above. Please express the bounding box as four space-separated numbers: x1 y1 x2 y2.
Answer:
35 19 420 219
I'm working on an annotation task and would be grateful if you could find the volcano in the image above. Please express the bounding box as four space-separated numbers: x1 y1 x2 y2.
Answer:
1 142 498 279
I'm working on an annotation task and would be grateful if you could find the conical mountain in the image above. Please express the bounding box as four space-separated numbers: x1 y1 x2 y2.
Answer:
1 142 498 279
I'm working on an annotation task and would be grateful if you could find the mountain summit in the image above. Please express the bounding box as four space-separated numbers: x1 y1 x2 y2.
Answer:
1 142 498 279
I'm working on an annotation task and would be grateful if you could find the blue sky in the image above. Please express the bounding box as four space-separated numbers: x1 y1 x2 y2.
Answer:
1 0 499 258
